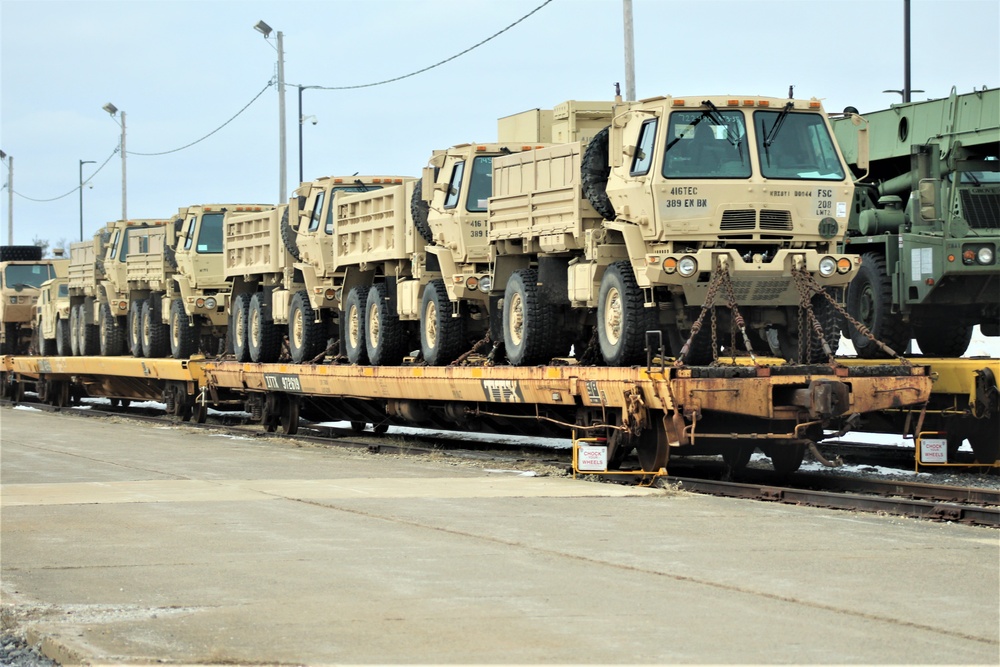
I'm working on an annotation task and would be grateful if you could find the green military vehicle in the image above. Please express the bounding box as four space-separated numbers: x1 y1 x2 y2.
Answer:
832 87 999 357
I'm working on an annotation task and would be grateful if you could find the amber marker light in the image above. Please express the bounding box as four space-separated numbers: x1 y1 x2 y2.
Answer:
727 99 739 106
466 276 479 290
948 254 956 262
476 146 487 151
758 100 770 107
196 298 206 308
646 255 661 266
925 278 935 285
743 99 755 106
837 258 852 273
324 288 336 300
809 101 822 109
663 257 678 274
963 249 976 263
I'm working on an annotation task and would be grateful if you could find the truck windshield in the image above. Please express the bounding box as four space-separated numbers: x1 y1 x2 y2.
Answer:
755 111 845 180
663 110 750 179
4 264 55 289
196 213 225 253
466 156 494 212
58 283 69 297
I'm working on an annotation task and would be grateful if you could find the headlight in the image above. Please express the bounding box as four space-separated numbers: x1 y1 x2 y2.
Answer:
678 256 698 277
205 297 217 310
818 257 837 277
479 276 492 293
977 247 994 265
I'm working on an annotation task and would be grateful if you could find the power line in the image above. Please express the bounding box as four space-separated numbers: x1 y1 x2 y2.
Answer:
3 145 119 203
128 78 275 156
308 0 555 91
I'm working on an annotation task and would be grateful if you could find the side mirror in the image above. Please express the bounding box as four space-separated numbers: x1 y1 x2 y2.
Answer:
421 166 436 203
918 179 938 221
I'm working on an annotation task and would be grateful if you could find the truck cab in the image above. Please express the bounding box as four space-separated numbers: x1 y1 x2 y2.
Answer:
0 246 65 355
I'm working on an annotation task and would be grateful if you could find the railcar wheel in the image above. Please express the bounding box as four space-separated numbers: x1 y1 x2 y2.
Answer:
351 421 366 433
141 299 169 358
231 293 252 362
968 416 1000 464
597 261 654 366
366 283 408 366
169 298 199 359
722 444 754 474
129 300 145 357
99 302 126 356
52 381 70 408
847 253 910 358
288 290 325 364
193 399 208 424
343 286 369 365
373 423 389 435
280 396 300 435
634 423 669 472
503 269 555 366
262 393 281 433
56 317 71 357
765 441 806 474
913 323 974 357
248 293 282 363
420 279 466 365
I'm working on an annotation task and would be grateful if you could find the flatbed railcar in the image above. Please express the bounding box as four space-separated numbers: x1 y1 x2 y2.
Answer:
1 354 933 474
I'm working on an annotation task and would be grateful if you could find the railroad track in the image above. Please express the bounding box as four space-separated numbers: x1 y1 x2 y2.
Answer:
5 397 997 528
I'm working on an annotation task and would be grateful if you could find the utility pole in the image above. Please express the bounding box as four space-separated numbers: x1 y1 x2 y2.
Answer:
623 0 636 101
121 111 127 221
277 31 287 202
6 154 12 244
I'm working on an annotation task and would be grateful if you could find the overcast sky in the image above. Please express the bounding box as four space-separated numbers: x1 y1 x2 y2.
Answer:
1 0 998 249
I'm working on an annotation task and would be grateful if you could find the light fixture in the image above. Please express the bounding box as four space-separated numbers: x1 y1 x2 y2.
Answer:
102 102 118 116
254 20 272 37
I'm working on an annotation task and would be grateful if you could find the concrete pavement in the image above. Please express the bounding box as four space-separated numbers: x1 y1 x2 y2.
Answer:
2 405 998 664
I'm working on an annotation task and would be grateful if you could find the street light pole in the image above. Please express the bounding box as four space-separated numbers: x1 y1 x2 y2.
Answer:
3 152 11 244
297 85 319 185
102 102 126 221
622 0 636 101
254 20 287 202
79 159 95 242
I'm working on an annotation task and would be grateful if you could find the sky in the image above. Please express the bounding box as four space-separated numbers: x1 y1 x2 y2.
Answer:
1 0 998 250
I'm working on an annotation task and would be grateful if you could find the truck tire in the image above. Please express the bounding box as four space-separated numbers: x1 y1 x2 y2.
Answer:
129 299 145 357
231 293 252 362
503 268 556 366
248 292 281 363
420 279 466 365
846 252 910 358
0 322 17 355
288 290 325 363
79 300 100 356
99 302 126 356
343 286 370 364
279 209 302 262
0 245 43 262
597 261 654 366
581 126 616 221
913 323 973 357
141 299 169 358
169 298 199 359
365 283 407 366
69 304 81 356
778 294 842 364
410 180 434 244
55 317 71 357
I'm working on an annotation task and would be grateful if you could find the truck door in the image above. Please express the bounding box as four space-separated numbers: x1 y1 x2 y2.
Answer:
614 115 659 238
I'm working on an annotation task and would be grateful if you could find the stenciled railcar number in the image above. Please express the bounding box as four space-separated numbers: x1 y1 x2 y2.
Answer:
263 373 303 393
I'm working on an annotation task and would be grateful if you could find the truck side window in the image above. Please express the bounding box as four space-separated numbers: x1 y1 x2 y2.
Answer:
324 190 336 234
196 213 225 253
444 161 465 209
109 230 120 260
119 229 131 262
309 191 326 232
630 119 658 176
184 217 196 250
466 156 493 212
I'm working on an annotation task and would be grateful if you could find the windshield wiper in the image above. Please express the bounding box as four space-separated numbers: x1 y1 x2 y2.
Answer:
701 100 745 163
761 102 794 166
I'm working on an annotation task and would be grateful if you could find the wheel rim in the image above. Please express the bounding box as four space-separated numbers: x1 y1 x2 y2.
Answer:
508 291 525 347
348 304 361 349
368 301 380 349
142 311 151 348
250 308 261 347
236 307 246 346
603 286 623 346
292 307 303 349
858 283 876 328
424 300 438 349
171 312 180 347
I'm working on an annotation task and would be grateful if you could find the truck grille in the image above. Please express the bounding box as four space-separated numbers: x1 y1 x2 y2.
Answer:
720 210 793 231
961 191 1000 229
720 210 756 230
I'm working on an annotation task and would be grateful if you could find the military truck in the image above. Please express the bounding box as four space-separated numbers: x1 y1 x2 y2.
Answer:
488 94 861 366
34 277 70 356
125 204 272 359
68 220 168 357
1 245 67 355
832 86 999 357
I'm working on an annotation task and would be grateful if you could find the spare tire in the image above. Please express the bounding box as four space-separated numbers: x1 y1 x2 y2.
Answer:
581 126 616 221
410 180 434 244
280 209 302 261
0 245 43 262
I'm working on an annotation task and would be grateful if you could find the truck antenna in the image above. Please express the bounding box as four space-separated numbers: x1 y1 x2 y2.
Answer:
788 85 794 99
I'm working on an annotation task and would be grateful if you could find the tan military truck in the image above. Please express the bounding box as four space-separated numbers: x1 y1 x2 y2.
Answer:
225 177 411 364
68 220 169 357
34 276 70 356
1 245 66 355
488 94 862 365
124 204 272 359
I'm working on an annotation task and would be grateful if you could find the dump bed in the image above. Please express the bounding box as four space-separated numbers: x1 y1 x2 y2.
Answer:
126 226 174 290
489 143 602 253
67 240 101 294
332 183 417 268
224 205 292 278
